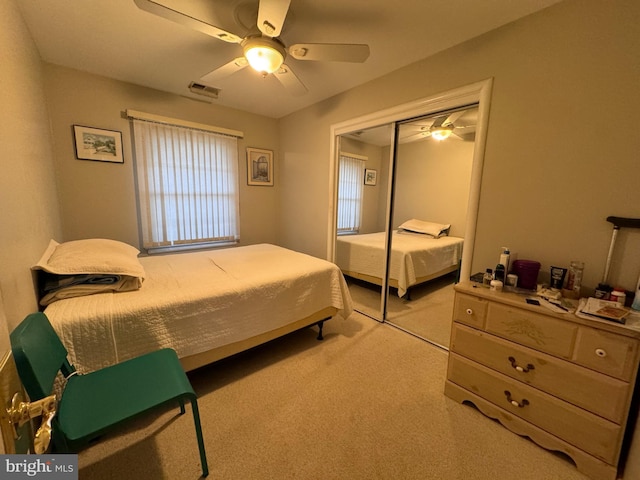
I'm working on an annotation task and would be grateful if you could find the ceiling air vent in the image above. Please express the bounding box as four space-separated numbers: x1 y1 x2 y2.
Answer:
188 82 220 99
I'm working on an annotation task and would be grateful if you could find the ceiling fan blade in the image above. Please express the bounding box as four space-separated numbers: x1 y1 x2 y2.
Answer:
400 132 431 144
257 0 291 37
200 57 248 85
443 110 466 126
133 0 242 43
273 64 307 96
452 131 476 142
430 116 447 128
288 43 370 62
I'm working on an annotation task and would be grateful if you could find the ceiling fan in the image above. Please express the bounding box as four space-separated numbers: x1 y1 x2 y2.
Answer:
401 109 477 143
133 0 370 96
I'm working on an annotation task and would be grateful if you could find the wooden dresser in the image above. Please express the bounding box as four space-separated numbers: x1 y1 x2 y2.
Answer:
445 282 640 480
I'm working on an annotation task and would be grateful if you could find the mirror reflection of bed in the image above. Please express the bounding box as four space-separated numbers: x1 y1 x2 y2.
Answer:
336 106 477 349
344 271 459 348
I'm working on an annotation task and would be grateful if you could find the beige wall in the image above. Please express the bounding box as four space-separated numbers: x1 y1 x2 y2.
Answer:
0 1 62 454
0 1 62 333
43 64 282 250
279 0 640 294
394 139 474 238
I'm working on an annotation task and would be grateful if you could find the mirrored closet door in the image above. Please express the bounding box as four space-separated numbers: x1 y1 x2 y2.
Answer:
335 123 394 320
334 104 480 349
384 107 478 348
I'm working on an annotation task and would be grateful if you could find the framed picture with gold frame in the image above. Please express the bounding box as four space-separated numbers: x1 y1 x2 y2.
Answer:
247 147 274 186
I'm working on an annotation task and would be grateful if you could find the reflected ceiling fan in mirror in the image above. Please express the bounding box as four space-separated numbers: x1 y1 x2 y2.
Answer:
401 108 478 144
133 0 370 96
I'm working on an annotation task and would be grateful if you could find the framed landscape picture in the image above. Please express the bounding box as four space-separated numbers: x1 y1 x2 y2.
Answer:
247 147 274 186
73 125 124 163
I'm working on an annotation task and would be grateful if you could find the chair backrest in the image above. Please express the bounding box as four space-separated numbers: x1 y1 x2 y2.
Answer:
10 312 75 400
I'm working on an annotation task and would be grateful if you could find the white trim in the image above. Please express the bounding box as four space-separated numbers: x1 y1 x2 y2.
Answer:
327 78 494 286
126 109 244 138
339 151 368 161
461 80 493 283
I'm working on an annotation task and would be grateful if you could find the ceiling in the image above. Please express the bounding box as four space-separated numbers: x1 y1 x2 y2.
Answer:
17 0 563 119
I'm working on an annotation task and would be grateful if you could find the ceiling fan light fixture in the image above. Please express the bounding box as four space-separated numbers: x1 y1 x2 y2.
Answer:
242 37 286 74
430 125 454 141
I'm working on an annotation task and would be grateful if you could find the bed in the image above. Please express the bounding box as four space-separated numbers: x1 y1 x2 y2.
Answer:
335 228 463 298
34 240 353 374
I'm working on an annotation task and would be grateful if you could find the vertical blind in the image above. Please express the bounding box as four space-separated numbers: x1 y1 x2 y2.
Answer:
132 119 240 249
337 154 365 234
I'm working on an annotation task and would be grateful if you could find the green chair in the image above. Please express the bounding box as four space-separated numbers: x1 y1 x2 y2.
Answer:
10 312 209 477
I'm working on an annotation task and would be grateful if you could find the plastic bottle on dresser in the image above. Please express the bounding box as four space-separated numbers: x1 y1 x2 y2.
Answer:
483 269 493 286
610 288 626 307
566 261 584 298
500 247 511 276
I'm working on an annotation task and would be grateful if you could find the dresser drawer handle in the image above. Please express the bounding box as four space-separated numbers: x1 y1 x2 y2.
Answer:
595 348 607 358
508 356 535 373
504 390 529 408
465 308 473 315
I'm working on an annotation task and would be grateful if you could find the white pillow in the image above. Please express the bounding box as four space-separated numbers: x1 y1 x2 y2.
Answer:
33 239 145 278
33 239 146 305
398 219 451 238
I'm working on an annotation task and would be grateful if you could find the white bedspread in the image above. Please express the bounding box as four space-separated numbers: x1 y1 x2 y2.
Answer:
336 231 463 297
44 244 353 373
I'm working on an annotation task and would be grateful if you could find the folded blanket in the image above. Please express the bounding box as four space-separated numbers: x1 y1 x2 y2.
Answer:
43 273 122 293
40 274 142 306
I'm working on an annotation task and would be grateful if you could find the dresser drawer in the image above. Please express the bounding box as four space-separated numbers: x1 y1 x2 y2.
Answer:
453 293 487 329
486 302 578 358
450 323 631 423
574 327 640 381
448 353 622 463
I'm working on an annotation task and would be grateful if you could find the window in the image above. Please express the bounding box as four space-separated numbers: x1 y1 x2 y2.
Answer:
132 118 240 252
337 153 365 235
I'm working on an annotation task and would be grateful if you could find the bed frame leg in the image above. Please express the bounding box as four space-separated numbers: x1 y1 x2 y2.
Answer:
316 320 325 341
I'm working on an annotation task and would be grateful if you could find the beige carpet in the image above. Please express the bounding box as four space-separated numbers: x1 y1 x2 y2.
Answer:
386 273 457 348
346 272 457 348
76 312 590 480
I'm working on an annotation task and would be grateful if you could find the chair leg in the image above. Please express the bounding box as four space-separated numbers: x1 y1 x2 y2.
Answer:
178 398 186 415
51 419 71 453
190 398 209 477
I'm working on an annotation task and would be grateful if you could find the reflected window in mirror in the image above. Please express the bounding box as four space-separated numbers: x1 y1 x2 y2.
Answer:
337 153 366 235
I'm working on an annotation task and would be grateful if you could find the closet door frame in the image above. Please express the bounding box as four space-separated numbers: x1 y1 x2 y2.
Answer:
328 79 493 288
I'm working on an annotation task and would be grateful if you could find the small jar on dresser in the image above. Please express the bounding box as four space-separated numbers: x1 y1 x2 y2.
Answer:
444 282 640 480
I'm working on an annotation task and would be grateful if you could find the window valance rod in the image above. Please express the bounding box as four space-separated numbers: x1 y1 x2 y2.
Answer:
340 151 368 161
125 109 244 138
